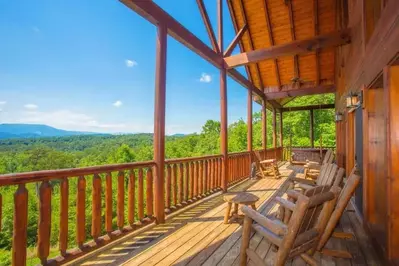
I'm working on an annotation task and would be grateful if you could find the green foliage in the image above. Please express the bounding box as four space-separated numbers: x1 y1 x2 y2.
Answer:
0 98 336 262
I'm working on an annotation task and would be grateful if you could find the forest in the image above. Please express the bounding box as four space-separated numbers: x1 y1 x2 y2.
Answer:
0 94 335 264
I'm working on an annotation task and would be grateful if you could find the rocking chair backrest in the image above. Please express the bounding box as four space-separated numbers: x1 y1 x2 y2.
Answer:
276 190 337 264
316 172 361 251
322 149 334 165
315 163 338 187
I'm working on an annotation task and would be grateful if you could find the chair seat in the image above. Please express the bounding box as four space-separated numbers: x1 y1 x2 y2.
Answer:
260 159 276 164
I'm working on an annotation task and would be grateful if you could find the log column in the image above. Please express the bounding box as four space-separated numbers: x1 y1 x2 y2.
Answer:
272 108 277 148
310 109 315 148
262 99 267 157
154 24 167 224
247 88 253 152
279 109 283 147
218 0 228 192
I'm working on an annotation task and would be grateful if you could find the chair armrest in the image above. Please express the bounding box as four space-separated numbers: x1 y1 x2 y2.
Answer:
241 206 288 236
274 197 295 211
298 183 315 191
290 177 317 185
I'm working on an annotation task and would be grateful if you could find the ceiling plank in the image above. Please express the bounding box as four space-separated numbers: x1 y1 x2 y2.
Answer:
265 84 335 99
237 0 264 89
196 0 220 54
262 0 281 89
281 104 335 112
224 24 248 57
224 29 351 68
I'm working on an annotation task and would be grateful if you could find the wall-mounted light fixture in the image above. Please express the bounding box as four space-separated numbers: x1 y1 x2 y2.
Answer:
335 112 343 122
346 92 361 109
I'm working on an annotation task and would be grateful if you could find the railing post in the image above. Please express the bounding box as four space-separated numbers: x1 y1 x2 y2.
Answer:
154 23 167 224
310 109 314 148
262 98 267 159
247 88 253 153
279 109 283 149
218 0 228 192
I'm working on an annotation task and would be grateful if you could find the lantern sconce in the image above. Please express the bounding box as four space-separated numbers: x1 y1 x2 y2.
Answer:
346 92 361 109
335 112 343 122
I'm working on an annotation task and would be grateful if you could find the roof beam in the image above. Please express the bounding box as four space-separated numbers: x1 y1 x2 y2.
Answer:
265 84 335 99
281 104 335 112
224 24 248 57
262 0 281 88
121 0 222 68
287 0 300 80
196 0 220 54
121 0 267 99
224 29 351 68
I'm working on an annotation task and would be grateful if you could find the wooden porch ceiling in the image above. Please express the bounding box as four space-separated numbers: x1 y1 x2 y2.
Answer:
227 0 347 104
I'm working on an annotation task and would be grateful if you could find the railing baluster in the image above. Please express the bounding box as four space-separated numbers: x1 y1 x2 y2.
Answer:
117 171 125 230
213 159 217 189
12 184 28 266
193 161 198 199
189 162 194 201
138 168 144 221
172 164 177 207
105 172 113 234
146 168 154 218
198 161 203 197
179 163 184 205
202 160 207 196
37 181 52 264
184 163 189 203
59 178 69 257
128 170 136 226
165 165 171 212
76 176 86 248
209 159 214 191
92 174 101 242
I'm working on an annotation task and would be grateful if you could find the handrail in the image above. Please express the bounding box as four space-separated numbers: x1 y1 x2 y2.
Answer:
165 154 222 164
0 160 156 186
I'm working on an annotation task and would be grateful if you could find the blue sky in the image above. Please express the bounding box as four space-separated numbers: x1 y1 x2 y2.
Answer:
0 0 260 135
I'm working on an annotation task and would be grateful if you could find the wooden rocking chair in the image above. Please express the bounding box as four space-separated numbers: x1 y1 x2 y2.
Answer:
279 171 360 261
303 149 334 179
239 190 338 266
280 166 344 224
253 151 280 179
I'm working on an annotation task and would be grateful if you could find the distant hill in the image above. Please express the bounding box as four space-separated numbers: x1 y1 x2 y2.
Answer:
0 124 105 139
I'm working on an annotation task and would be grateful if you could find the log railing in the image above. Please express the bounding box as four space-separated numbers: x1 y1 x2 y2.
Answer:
0 149 285 265
164 154 223 212
0 161 156 265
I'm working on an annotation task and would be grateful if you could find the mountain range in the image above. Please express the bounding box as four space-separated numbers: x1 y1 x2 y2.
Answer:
0 124 101 139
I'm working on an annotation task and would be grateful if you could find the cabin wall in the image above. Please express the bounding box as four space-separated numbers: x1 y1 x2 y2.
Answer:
335 0 399 264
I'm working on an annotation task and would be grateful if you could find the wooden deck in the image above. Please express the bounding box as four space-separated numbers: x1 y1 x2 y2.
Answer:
76 163 381 266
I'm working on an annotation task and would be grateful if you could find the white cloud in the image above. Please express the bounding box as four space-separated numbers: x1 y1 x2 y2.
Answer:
24 104 38 110
113 100 123 107
0 101 6 105
125 59 137 68
199 73 212 83
32 26 40 33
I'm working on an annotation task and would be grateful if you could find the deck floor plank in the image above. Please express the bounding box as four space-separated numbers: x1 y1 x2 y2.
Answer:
76 163 383 266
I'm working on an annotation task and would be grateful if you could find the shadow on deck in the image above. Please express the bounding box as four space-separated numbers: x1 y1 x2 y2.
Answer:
74 163 381 266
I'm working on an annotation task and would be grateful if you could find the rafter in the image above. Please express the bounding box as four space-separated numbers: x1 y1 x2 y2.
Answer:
262 0 281 89
287 0 300 80
265 84 335 99
196 0 220 54
224 29 351 68
224 24 248 57
237 0 264 89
